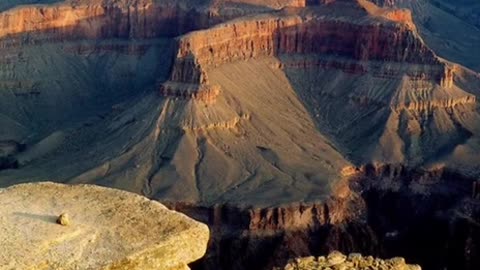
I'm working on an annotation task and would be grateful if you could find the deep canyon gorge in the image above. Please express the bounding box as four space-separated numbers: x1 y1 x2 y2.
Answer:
0 0 479 269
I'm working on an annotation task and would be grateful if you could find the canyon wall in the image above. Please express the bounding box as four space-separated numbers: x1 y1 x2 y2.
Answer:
0 2 218 45
176 15 436 69
162 8 454 98
0 0 311 45
167 165 480 270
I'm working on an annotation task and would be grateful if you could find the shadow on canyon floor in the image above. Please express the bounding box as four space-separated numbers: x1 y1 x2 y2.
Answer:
167 166 480 270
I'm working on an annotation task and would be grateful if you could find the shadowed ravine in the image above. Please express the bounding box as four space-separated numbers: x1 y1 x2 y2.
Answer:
167 166 480 270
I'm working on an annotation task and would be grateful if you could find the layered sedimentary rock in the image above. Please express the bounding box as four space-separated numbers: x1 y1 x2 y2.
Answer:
0 0 311 46
0 0 217 45
168 179 365 270
277 251 421 270
162 0 456 104
173 1 426 66
0 0 478 202
0 1 480 270
0 182 209 270
170 166 479 270
158 0 479 171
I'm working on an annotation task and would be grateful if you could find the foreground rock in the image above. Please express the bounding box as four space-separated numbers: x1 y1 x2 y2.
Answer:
278 251 421 270
0 182 209 270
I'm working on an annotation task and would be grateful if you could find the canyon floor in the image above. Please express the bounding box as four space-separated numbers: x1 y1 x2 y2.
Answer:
0 0 479 270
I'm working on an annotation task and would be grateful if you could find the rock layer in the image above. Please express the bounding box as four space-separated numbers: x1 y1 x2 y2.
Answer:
163 1 454 101
167 166 480 270
0 182 209 270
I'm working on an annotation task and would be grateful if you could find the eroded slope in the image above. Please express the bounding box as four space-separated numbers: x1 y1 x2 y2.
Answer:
1 0 480 207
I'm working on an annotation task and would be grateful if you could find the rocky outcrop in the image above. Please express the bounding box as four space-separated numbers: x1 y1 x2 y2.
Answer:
182 114 250 131
398 95 476 111
167 181 370 270
277 251 421 270
175 13 435 69
160 82 221 104
0 182 209 270
281 56 455 87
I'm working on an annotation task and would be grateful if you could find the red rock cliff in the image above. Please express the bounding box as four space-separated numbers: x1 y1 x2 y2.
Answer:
164 2 448 94
0 3 217 43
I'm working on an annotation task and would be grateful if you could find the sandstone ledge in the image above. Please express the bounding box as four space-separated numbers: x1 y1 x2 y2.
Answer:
277 251 421 270
0 182 209 270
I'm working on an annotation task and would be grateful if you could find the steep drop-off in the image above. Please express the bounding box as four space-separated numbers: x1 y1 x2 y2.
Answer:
167 166 480 270
0 182 210 270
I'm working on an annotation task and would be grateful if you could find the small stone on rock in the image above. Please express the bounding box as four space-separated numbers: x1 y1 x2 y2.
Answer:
57 213 70 226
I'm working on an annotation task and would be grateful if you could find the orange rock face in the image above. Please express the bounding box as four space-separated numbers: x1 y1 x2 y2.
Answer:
0 1 220 45
177 16 436 68
164 3 450 97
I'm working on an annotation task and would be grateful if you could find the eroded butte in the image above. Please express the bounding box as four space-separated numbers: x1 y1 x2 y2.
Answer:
0 0 479 208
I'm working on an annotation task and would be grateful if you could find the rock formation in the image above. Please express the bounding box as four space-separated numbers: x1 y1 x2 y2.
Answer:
166 2 438 86
0 182 209 270
277 251 421 270
0 0 478 205
0 1 480 269
167 165 480 270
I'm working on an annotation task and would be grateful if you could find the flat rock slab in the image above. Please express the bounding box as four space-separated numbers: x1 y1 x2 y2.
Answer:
0 182 209 270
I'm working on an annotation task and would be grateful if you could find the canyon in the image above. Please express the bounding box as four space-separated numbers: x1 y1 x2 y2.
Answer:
168 165 480 270
0 0 479 270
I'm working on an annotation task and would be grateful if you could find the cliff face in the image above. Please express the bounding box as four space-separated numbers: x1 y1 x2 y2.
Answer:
168 183 369 270
177 18 434 66
162 3 453 102
169 166 480 270
0 0 313 45
0 2 218 45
